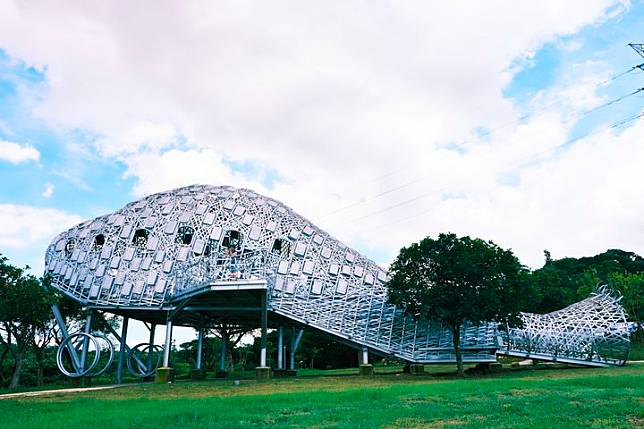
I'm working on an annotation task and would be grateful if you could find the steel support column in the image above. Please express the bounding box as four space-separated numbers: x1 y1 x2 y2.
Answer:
51 304 81 372
362 346 369 365
195 328 204 370
277 326 283 370
80 310 93 371
147 323 156 368
260 291 268 367
116 316 129 384
219 336 226 371
163 321 173 367
289 329 304 371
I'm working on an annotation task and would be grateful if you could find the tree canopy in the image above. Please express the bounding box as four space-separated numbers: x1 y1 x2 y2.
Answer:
527 249 644 314
387 233 528 375
0 254 57 389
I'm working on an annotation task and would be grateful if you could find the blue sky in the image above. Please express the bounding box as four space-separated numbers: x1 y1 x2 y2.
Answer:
0 1 643 275
0 0 642 346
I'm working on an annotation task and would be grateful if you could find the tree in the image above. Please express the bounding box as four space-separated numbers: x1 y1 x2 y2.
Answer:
608 272 644 341
0 255 56 389
209 324 254 371
387 233 528 376
526 249 644 313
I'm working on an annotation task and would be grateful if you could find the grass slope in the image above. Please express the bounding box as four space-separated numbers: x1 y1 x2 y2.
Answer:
1 364 642 429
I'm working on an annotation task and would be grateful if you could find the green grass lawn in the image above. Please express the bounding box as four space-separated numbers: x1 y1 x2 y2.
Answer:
1 363 642 429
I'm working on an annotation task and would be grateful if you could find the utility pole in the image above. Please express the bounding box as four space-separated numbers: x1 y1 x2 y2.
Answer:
628 43 644 59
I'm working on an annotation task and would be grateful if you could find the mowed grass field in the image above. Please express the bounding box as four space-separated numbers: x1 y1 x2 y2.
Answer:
1 363 642 429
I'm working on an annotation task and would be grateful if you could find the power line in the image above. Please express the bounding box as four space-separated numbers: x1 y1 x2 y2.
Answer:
322 85 644 222
319 63 643 219
352 111 644 232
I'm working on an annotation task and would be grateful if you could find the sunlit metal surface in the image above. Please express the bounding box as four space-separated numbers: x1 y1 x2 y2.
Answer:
45 185 628 367
499 286 630 366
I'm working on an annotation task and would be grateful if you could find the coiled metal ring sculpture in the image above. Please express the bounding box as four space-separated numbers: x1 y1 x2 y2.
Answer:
127 343 164 377
56 333 115 378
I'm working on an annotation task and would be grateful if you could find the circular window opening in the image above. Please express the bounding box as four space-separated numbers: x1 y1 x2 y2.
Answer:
132 229 149 247
93 234 105 251
175 226 195 246
65 239 76 257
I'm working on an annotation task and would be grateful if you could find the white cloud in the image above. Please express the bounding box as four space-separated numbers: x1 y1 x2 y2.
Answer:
0 0 639 270
0 139 40 163
41 182 54 198
0 204 81 249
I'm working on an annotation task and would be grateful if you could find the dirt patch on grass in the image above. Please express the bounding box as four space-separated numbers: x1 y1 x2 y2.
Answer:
384 417 487 428
628 415 644 427
401 395 442 404
495 388 550 399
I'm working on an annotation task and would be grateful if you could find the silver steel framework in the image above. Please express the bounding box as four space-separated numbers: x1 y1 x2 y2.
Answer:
45 185 630 373
499 286 630 366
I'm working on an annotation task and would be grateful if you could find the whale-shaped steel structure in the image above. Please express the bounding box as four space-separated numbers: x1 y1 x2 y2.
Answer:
45 184 630 368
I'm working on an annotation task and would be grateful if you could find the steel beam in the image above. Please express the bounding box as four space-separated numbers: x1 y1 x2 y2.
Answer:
260 291 268 367
195 328 204 370
51 304 81 372
80 310 93 371
289 328 304 370
163 320 173 367
147 323 156 368
277 326 283 370
219 336 226 371
116 316 129 384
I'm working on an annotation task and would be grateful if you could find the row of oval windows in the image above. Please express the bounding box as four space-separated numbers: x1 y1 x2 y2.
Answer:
63 228 292 259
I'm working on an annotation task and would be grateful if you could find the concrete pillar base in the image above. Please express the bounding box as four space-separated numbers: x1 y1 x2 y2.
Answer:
154 367 175 383
255 366 272 380
273 369 297 378
215 371 228 379
191 369 206 381
409 364 425 375
359 364 374 376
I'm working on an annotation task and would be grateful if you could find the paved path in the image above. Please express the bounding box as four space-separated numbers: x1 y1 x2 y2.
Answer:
0 384 129 400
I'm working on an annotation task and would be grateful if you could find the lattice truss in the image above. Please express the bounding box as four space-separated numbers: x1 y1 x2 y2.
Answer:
501 286 630 365
45 184 498 363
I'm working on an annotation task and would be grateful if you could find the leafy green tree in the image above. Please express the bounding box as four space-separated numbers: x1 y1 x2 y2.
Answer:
608 272 644 341
0 255 56 389
387 233 528 376
527 249 644 313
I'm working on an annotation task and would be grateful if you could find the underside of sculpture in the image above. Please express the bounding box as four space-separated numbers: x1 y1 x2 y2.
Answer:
44 184 630 378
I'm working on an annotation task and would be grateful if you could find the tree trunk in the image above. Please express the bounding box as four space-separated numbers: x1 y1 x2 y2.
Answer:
0 346 9 385
9 351 23 390
36 351 44 386
451 324 464 377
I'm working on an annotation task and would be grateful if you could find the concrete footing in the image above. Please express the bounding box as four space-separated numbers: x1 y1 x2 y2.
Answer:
409 364 425 375
154 367 175 383
255 366 271 380
191 369 206 380
273 369 297 378
359 364 374 376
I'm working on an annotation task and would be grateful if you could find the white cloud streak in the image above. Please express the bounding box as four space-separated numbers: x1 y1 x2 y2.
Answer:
0 139 40 164
0 204 81 249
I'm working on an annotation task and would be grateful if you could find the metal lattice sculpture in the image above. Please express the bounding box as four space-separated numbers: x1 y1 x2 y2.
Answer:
45 184 629 368
499 286 630 365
